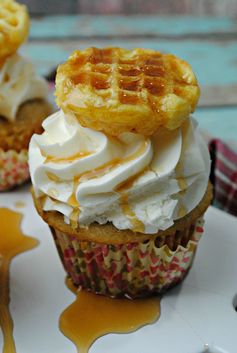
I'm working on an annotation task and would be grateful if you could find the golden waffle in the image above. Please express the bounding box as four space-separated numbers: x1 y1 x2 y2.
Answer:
0 0 29 59
56 47 200 136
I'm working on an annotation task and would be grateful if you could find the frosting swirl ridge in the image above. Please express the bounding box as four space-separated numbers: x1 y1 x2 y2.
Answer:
29 110 210 234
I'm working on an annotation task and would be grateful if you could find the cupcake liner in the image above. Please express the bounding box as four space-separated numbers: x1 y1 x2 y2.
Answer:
50 217 204 298
0 148 29 191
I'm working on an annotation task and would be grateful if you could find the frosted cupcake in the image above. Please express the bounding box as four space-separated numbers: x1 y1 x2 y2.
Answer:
0 0 52 191
30 48 212 298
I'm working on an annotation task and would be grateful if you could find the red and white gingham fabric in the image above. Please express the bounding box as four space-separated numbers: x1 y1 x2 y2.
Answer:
209 139 237 216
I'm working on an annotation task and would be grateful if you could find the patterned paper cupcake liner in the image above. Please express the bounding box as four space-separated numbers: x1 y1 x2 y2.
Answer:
51 218 204 298
0 149 29 191
50 218 204 298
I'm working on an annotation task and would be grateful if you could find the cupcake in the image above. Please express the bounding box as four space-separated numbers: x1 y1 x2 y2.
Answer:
0 0 52 191
30 48 212 298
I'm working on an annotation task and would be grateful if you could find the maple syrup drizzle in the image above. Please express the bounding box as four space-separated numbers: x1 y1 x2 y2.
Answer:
66 140 149 208
44 139 149 232
46 172 61 183
120 202 145 233
67 177 80 208
69 208 80 229
79 140 149 183
44 151 92 164
177 203 187 218
68 192 79 208
115 168 149 233
0 208 38 353
177 178 187 195
60 278 161 353
118 193 144 233
120 192 145 233
115 167 149 193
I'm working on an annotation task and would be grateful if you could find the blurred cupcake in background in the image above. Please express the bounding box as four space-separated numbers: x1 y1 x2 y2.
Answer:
0 0 52 191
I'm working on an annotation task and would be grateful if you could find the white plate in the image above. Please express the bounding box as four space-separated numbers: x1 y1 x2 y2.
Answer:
0 186 237 353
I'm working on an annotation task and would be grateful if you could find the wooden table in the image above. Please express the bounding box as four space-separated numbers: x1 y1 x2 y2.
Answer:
22 15 237 141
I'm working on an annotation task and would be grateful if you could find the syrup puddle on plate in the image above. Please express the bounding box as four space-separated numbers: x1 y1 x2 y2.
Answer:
0 208 38 353
60 278 161 353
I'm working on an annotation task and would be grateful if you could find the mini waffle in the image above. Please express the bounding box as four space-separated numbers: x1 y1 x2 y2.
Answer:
56 47 200 136
0 0 29 59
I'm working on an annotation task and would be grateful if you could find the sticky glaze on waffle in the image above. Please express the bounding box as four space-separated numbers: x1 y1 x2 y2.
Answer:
56 47 200 136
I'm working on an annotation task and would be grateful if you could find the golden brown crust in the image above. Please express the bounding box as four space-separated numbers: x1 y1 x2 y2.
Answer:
0 0 29 59
0 99 53 152
56 47 200 136
32 183 212 245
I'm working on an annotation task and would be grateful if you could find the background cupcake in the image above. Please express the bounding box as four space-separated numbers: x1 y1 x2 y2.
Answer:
0 0 52 191
30 47 212 298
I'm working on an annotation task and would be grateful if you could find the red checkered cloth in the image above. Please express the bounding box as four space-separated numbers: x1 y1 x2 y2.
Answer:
209 139 237 217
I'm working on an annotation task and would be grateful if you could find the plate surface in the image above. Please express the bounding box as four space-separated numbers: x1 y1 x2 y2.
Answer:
0 186 237 353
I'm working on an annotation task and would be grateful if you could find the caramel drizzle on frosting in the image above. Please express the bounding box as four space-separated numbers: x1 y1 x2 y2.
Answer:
115 167 149 193
67 139 149 207
44 151 92 164
69 208 81 229
177 203 187 218
177 177 187 195
115 169 150 233
79 140 149 182
44 140 149 231
46 172 61 182
120 198 145 233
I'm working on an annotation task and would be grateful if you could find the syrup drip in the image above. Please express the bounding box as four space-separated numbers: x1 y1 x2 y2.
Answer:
46 172 61 183
177 203 187 218
69 208 80 229
177 178 187 195
120 202 145 233
44 151 92 164
115 167 149 193
60 278 161 353
68 177 80 208
115 168 149 233
66 140 149 209
68 193 79 208
0 208 38 353
79 140 149 183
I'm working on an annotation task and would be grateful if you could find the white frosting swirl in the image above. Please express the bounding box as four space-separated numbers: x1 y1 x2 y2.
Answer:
0 53 48 121
29 110 210 234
